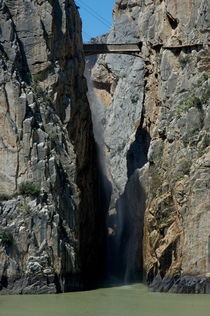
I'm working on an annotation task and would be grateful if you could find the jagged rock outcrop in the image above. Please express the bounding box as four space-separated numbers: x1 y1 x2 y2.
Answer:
0 0 105 294
90 0 210 292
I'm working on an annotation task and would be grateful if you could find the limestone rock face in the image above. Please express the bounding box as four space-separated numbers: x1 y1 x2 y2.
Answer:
0 0 103 294
90 0 210 292
90 1 146 281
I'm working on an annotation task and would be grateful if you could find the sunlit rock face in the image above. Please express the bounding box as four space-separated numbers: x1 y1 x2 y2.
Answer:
90 0 210 292
0 0 105 294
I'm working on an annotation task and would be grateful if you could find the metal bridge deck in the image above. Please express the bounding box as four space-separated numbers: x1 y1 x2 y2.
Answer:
83 42 142 56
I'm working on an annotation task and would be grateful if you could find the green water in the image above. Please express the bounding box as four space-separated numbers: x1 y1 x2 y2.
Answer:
0 284 209 316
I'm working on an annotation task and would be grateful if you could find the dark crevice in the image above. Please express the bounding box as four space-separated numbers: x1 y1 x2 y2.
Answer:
49 0 63 57
152 44 163 53
0 275 8 289
107 175 146 284
93 80 112 93
166 11 178 29
126 125 151 178
40 20 50 51
78 136 112 289
3 3 31 83
32 61 44 66
0 43 8 60
126 72 150 178
106 101 149 285
159 240 177 278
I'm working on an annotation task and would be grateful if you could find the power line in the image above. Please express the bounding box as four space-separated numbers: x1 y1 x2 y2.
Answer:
77 0 112 26
77 0 111 29
80 6 111 28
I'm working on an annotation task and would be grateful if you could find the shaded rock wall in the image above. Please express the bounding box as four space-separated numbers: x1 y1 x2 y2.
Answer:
91 0 210 292
91 1 146 282
0 0 105 294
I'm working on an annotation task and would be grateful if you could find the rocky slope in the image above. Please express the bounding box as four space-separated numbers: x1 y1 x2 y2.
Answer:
0 0 105 294
90 0 210 292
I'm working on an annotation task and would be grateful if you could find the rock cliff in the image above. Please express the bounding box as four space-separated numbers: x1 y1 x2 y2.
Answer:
0 0 209 295
90 0 210 292
0 0 105 294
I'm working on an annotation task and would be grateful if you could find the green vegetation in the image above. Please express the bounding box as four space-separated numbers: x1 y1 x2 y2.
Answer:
196 72 210 86
31 73 52 105
176 95 202 116
19 181 40 198
18 203 30 212
0 192 18 201
0 194 11 201
32 73 45 83
183 128 200 147
0 228 13 246
200 84 210 104
176 74 210 118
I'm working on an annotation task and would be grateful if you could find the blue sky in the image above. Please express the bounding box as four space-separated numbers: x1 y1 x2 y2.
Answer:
76 0 115 42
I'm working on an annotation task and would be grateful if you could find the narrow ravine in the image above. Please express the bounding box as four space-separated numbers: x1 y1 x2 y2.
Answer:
85 48 147 285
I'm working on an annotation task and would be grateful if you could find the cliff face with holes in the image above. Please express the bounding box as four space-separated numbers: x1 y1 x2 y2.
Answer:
91 0 210 292
0 0 105 294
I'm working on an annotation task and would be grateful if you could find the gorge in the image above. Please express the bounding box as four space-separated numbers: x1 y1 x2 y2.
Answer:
0 0 210 296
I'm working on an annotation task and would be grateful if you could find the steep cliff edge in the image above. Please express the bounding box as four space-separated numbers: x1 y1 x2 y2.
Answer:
91 0 210 292
0 0 105 294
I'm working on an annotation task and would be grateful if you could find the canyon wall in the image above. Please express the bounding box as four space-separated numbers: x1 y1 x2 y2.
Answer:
0 0 105 294
91 0 210 292
0 0 209 295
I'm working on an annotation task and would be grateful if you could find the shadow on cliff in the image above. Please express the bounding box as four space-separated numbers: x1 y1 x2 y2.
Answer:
105 125 150 286
78 136 112 291
106 172 146 286
126 124 151 178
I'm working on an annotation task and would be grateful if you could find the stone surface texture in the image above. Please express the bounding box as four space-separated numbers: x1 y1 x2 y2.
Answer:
0 0 104 294
90 0 210 292
0 0 210 295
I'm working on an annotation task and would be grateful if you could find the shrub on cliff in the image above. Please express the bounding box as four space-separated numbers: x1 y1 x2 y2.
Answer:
0 229 13 246
0 193 18 201
0 194 11 201
19 181 40 198
176 95 202 117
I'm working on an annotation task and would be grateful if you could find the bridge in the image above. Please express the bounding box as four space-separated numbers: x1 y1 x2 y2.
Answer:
84 42 206 57
83 42 143 56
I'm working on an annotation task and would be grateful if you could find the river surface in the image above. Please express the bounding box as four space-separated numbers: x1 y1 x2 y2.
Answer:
0 284 210 316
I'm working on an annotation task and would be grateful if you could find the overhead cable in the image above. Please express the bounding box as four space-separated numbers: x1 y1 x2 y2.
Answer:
76 0 111 28
77 0 112 26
